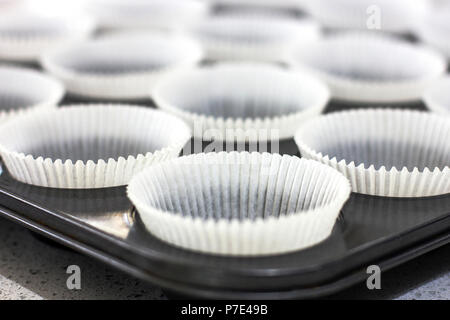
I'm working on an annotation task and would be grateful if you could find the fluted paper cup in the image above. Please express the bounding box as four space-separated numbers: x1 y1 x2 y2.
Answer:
0 65 64 122
290 32 446 103
305 0 428 34
210 0 307 10
128 152 351 256
41 32 202 100
86 0 209 31
192 14 320 63
295 109 450 197
0 105 191 189
153 63 329 142
416 5 450 58
423 77 450 115
0 0 24 11
0 11 95 62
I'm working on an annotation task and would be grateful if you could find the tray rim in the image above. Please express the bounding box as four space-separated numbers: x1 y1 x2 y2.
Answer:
0 203 448 299
1 183 450 277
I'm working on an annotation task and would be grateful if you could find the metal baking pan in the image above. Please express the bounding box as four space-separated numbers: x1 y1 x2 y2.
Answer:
0 131 448 299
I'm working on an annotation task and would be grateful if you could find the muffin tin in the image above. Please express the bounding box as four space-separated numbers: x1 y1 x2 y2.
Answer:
0 127 448 299
0 5 448 299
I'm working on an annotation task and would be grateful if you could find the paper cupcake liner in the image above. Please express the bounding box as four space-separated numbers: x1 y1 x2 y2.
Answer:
416 5 450 58
424 77 450 115
0 65 64 122
153 63 329 142
41 32 203 100
192 14 319 63
294 109 450 197
0 0 25 11
0 11 95 62
0 105 192 189
305 0 428 33
128 152 351 256
86 0 209 31
211 0 307 10
289 32 447 103
213 4 305 21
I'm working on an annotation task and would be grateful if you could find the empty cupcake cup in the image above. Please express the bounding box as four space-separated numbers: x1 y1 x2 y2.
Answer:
41 32 203 100
0 65 64 122
416 5 450 59
423 77 450 115
289 32 446 104
128 152 351 256
0 11 95 62
86 0 209 31
153 63 330 143
294 109 450 197
192 14 319 63
305 0 428 34
0 105 192 189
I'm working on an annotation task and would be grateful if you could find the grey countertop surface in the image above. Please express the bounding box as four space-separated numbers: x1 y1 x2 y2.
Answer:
0 216 448 300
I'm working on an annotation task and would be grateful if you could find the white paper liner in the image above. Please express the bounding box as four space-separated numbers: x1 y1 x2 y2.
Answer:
0 105 192 189
210 0 306 9
86 0 209 31
153 63 329 142
289 32 447 103
0 0 25 11
416 5 450 58
0 65 64 122
192 14 320 62
41 32 203 100
294 109 450 198
423 77 450 115
128 152 351 256
305 0 428 33
0 11 95 62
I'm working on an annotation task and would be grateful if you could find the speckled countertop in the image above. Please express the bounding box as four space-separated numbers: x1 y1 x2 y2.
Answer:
0 216 448 300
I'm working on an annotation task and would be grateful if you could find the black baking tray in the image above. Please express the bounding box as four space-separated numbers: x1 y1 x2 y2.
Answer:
0 134 448 299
